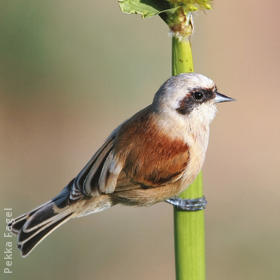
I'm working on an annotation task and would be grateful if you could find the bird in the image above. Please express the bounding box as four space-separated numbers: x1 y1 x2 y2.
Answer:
9 73 233 257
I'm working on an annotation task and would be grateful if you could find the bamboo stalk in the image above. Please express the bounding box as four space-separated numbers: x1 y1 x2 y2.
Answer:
172 37 206 280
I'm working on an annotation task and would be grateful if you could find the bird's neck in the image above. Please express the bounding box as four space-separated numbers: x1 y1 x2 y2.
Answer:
155 109 210 150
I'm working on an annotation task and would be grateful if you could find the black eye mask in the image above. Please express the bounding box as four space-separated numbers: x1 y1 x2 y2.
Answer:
176 88 215 115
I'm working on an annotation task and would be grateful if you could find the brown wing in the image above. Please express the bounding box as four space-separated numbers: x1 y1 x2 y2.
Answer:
72 106 189 199
114 106 189 189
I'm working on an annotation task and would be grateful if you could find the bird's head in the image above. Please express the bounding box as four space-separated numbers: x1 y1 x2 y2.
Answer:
153 73 234 126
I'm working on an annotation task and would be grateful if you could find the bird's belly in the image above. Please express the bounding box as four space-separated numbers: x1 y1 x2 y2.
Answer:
112 148 207 206
176 144 207 194
111 182 183 206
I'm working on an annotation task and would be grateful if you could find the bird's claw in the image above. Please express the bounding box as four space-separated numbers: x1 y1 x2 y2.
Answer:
166 196 207 211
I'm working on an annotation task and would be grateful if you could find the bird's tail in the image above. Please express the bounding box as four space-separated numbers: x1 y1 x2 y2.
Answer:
9 184 76 257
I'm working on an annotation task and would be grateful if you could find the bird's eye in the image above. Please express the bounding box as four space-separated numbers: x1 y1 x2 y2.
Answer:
193 91 204 101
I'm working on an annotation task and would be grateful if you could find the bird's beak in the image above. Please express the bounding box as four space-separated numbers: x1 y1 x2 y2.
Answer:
215 92 235 103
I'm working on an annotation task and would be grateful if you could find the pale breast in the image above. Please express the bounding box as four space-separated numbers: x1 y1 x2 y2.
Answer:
156 109 210 194
178 126 210 193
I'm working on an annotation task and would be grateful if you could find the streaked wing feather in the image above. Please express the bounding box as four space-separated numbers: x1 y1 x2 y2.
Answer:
98 151 124 194
83 140 114 195
71 130 118 198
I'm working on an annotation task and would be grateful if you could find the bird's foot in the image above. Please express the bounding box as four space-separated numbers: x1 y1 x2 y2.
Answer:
166 196 207 211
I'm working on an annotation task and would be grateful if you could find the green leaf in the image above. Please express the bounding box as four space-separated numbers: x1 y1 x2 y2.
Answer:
118 0 172 18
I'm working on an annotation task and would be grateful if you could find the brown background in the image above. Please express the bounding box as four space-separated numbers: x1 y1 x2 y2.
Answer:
1 1 280 279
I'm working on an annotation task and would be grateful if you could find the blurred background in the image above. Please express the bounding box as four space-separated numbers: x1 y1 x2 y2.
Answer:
1 0 280 279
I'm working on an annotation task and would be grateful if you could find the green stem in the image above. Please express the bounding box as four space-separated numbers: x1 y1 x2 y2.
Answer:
172 36 206 280
172 37 194 75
